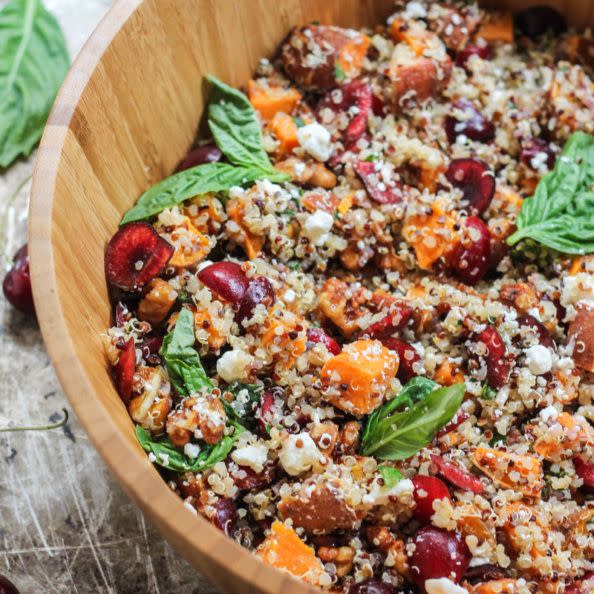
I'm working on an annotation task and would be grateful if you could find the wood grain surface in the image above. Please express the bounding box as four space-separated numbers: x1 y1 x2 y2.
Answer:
27 1 594 594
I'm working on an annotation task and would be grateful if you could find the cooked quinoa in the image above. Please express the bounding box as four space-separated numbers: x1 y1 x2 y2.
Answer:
103 2 594 593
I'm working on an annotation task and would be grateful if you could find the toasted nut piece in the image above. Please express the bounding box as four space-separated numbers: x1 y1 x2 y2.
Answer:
166 394 227 446
282 25 369 91
365 526 410 579
317 546 355 577
310 422 339 456
278 481 359 534
138 278 177 324
337 421 361 455
499 282 540 313
276 157 337 189
129 366 171 433
569 303 594 372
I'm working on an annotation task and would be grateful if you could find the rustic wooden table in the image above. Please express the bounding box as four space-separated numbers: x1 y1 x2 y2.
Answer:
0 2 217 592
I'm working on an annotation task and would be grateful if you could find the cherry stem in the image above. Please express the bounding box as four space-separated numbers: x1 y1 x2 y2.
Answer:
0 408 69 433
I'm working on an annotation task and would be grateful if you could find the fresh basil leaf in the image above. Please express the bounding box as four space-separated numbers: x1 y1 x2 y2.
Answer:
360 383 465 460
206 75 272 170
508 132 594 255
362 377 437 447
161 308 213 396
334 63 346 82
135 422 244 473
379 465 403 488
223 382 263 425
121 162 287 224
0 0 69 167
480 381 497 400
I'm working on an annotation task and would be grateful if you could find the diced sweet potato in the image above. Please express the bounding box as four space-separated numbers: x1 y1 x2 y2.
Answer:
532 412 594 461
138 278 177 324
260 306 307 371
568 255 594 275
320 339 398 416
457 503 495 544
268 112 299 156
317 278 363 337
247 80 301 121
278 481 359 534
389 19 430 55
476 11 514 43
257 521 324 584
282 25 369 90
402 201 458 270
568 303 594 372
227 200 264 260
433 360 465 386
472 447 542 498
165 217 212 269
500 502 544 562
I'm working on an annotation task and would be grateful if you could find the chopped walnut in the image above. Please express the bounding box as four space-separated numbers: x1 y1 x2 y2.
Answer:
166 394 227 446
318 545 355 577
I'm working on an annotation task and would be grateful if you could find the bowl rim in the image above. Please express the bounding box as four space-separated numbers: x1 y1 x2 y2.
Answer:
28 1 317 592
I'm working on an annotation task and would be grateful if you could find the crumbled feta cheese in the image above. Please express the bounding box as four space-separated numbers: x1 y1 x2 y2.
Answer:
302 210 334 246
216 349 253 383
404 0 427 19
184 442 201 459
540 405 559 422
297 122 333 162
561 273 594 307
425 578 469 594
231 443 268 472
278 432 321 476
525 344 552 375
363 478 414 506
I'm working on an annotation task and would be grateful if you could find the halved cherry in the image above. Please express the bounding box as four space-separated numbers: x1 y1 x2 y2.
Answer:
178 144 222 171
471 325 511 389
445 99 495 144
364 302 413 339
520 137 556 171
381 337 420 383
212 498 238 536
2 244 34 315
306 327 341 355
446 158 495 215
517 313 554 348
409 527 470 588
355 160 403 204
105 223 174 291
412 475 451 524
0 575 19 594
456 45 491 71
318 80 373 144
348 580 397 594
574 455 594 492
431 454 484 494
235 276 276 324
450 216 491 285
436 410 469 438
114 338 136 404
198 261 249 303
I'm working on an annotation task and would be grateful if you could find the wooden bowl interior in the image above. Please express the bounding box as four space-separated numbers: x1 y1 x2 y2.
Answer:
29 1 594 593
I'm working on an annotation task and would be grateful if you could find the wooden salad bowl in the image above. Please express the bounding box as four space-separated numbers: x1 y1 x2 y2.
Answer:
28 1 594 593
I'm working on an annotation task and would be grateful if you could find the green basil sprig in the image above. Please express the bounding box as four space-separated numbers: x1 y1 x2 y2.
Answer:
121 76 289 224
135 421 244 473
160 308 212 396
507 131 594 255
378 465 403 487
223 382 264 426
0 0 69 168
360 381 465 460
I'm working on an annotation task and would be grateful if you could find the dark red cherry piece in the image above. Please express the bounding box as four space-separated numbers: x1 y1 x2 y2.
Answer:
446 158 495 215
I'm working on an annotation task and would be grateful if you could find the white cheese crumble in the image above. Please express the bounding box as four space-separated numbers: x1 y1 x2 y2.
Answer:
216 349 253 383
278 432 322 476
525 344 552 375
561 273 594 307
425 578 469 594
184 442 201 459
404 0 427 19
540 405 559 422
302 209 334 246
231 443 268 472
363 478 414 506
297 122 333 162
